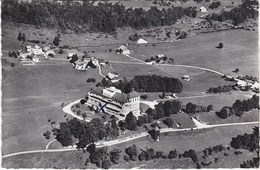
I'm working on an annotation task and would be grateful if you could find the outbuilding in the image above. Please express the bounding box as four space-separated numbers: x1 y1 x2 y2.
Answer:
199 6 208 13
137 38 148 44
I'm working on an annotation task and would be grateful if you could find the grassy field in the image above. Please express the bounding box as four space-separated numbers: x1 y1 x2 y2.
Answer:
2 123 257 169
1 55 104 155
181 91 257 111
197 110 259 125
129 29 258 77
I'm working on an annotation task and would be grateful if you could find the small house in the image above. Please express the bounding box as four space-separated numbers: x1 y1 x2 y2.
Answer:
199 6 207 13
182 75 191 81
91 57 99 66
82 54 92 63
45 50 56 57
137 38 148 44
106 72 120 83
25 45 32 52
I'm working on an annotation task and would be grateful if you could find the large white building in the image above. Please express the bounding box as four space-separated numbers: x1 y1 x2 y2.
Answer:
87 86 140 118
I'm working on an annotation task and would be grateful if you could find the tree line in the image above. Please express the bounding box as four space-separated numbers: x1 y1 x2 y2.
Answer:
216 94 259 119
207 85 233 94
85 143 200 169
208 0 258 26
100 75 183 94
230 126 259 152
185 102 213 114
2 1 197 33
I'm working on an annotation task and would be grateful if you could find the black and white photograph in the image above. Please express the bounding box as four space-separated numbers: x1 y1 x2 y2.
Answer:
1 0 259 169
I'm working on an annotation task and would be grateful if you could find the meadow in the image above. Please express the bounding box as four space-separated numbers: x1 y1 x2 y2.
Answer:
129 29 258 77
1 58 103 155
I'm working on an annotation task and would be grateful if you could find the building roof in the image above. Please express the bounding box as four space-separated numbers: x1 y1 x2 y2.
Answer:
106 72 119 80
112 92 127 104
156 54 165 58
118 45 128 51
90 86 139 104
137 39 148 44
127 91 140 99
91 86 103 95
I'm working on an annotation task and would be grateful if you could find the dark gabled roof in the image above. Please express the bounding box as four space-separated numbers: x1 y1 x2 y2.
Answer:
90 87 104 95
127 91 140 99
112 92 127 104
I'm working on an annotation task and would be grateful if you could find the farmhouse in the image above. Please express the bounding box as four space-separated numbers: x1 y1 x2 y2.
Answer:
19 45 49 62
87 86 141 118
116 45 130 55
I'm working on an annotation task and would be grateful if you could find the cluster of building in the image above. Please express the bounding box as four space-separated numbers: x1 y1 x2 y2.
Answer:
73 55 100 71
18 45 55 65
86 86 141 119
236 79 259 92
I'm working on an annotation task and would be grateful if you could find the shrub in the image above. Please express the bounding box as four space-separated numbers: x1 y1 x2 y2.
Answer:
10 63 15 67
59 49 64 54
140 94 148 99
218 42 224 49
28 39 40 44
168 150 178 159
80 99 86 104
124 155 130 162
43 130 51 139
207 105 213 112
86 78 96 83
163 118 174 128
216 106 233 119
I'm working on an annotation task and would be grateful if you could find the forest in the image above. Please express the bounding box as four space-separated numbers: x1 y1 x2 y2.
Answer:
209 0 258 25
100 75 183 94
2 1 197 33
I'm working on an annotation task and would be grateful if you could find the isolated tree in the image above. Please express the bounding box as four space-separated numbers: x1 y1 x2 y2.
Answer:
17 32 22 41
125 112 138 131
82 112 87 122
207 105 213 112
22 33 26 42
10 63 15 67
218 42 224 49
216 106 233 119
53 36 60 46
186 102 196 114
